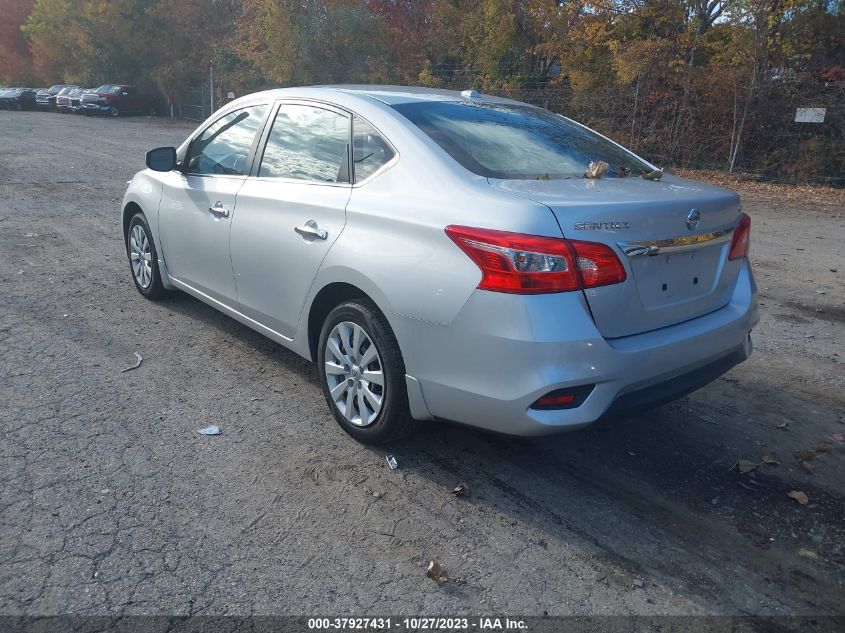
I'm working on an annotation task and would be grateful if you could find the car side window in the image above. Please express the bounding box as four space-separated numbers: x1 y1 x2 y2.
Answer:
259 104 350 183
352 116 395 182
186 105 267 176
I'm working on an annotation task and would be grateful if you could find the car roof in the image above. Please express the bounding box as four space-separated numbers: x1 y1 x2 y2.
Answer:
244 84 522 107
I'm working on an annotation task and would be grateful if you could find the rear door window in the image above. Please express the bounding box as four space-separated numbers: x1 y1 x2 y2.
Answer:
258 104 350 183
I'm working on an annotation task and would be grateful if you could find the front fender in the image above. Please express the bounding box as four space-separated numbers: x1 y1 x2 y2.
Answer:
121 171 172 287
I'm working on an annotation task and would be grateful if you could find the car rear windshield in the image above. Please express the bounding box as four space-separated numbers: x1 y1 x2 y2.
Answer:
392 101 651 180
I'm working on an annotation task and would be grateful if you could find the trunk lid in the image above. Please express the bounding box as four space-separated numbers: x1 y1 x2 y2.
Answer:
489 174 744 338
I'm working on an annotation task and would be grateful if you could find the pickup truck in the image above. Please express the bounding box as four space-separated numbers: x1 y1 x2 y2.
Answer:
81 84 155 117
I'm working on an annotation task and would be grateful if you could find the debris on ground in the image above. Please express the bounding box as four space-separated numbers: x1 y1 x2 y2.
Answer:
642 167 664 181
831 433 844 443
585 160 610 179
775 422 790 431
799 548 819 560
731 459 759 474
386 455 398 470
633 577 645 588
795 442 833 475
452 483 469 497
426 560 448 584
787 490 809 505
120 352 143 373
197 425 221 436
795 442 832 463
761 452 779 465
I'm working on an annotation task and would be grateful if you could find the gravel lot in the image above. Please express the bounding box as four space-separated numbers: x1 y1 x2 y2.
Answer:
1 111 843 621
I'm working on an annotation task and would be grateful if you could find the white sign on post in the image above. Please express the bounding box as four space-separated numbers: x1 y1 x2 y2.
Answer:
795 108 826 123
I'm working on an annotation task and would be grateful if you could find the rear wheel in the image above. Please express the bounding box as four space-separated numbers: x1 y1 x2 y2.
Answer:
109 105 119 118
126 213 167 299
317 300 417 444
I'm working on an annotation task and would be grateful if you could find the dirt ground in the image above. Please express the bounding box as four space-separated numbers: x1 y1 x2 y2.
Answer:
1 111 843 621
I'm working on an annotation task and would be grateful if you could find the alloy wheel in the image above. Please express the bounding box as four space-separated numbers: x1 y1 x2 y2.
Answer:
129 224 153 289
323 321 385 427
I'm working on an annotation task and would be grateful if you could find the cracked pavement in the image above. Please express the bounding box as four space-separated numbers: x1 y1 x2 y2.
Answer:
0 112 843 619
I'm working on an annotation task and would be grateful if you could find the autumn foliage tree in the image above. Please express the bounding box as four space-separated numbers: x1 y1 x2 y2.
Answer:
4 0 843 180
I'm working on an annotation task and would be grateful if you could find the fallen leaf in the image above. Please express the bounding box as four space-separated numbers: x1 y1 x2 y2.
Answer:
426 560 447 584
787 490 809 505
796 449 817 461
452 483 469 497
761 452 779 465
799 461 816 475
796 442 832 462
585 160 610 179
775 422 789 431
798 548 818 560
731 459 759 474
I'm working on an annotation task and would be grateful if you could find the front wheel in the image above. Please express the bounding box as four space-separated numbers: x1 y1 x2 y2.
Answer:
317 300 417 444
126 213 167 299
109 105 119 118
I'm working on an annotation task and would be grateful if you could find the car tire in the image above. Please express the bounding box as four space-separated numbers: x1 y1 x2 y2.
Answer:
148 106 156 117
317 300 418 444
126 212 167 300
109 105 119 118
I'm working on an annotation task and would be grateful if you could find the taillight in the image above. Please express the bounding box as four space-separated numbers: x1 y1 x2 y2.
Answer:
445 225 626 294
728 212 751 261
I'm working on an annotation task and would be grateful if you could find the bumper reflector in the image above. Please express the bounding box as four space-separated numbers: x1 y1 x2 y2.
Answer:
531 385 594 410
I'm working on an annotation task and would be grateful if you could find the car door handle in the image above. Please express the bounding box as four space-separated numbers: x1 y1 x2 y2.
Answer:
295 220 328 240
208 202 230 218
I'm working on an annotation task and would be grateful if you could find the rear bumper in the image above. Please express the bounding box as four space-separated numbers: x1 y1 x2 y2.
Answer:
600 345 747 420
398 260 758 436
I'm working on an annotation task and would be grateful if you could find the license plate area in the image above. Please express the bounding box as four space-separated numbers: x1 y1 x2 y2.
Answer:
632 247 722 307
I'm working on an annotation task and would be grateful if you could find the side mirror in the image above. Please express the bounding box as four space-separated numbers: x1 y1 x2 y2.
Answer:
146 147 176 172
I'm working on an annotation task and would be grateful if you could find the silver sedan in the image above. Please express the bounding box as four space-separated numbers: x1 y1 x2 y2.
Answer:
122 86 758 443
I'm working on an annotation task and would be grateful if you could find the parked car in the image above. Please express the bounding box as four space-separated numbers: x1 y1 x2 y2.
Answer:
0 87 37 110
70 88 93 114
82 84 155 117
55 85 81 113
121 86 758 443
36 84 67 111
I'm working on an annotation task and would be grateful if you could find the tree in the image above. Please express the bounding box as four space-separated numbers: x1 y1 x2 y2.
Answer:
0 0 35 83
